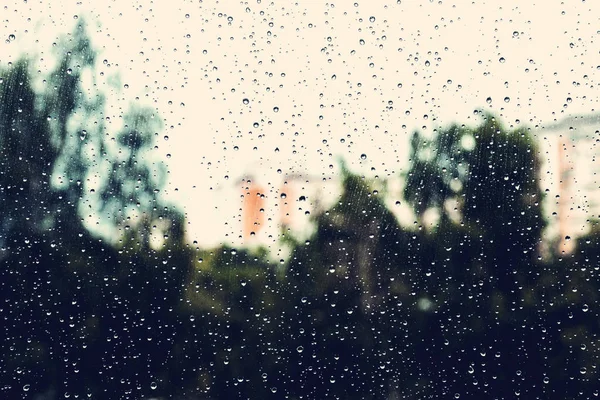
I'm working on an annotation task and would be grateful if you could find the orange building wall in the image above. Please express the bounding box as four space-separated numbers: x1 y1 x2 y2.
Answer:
242 182 265 240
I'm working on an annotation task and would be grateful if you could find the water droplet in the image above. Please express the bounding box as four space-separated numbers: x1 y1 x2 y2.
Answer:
504 97 510 103
369 16 376 22
512 31 519 37
23 384 30 392
499 57 505 63
243 98 250 105
150 382 158 390
80 130 87 140
8 34 15 41
486 97 492 104
296 346 304 353
360 154 367 160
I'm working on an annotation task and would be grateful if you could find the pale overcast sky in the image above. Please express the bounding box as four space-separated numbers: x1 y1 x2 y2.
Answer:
2 0 599 248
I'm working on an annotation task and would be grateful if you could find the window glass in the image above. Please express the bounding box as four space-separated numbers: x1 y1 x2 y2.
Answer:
1 1 599 399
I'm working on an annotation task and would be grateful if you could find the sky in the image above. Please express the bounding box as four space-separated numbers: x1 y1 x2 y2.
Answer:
1 0 599 249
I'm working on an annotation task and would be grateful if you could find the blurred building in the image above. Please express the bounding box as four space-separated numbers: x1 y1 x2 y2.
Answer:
538 113 600 252
239 173 342 247
241 177 266 241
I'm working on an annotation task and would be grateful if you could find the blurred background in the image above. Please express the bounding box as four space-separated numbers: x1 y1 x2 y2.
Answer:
1 1 600 399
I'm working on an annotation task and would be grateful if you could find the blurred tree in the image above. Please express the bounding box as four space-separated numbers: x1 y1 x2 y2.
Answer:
281 165 419 399
403 114 548 399
405 114 545 290
0 20 187 400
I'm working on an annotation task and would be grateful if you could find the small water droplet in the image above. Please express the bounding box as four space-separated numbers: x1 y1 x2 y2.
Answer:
150 382 158 390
